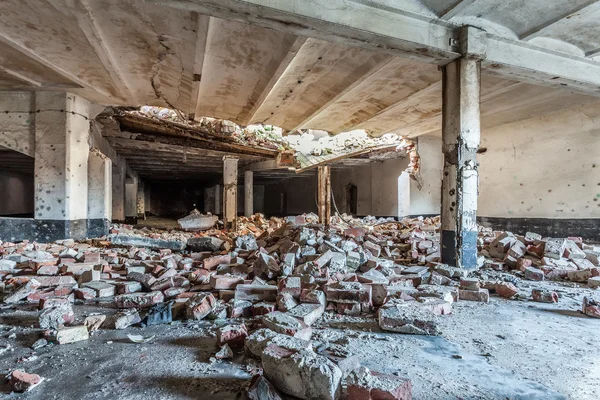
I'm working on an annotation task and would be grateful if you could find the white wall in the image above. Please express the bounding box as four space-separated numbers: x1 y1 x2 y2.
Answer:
0 91 35 157
410 135 442 216
478 101 600 219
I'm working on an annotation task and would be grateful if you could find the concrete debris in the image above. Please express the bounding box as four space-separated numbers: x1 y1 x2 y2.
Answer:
582 297 600 318
113 309 142 329
2 214 600 397
215 343 233 359
177 209 218 231
531 289 558 303
261 344 342 400
51 326 89 344
39 304 75 330
247 375 283 400
8 370 43 392
347 367 412 400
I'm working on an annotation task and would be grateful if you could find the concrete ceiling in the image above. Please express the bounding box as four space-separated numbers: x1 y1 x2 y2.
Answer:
1 0 600 139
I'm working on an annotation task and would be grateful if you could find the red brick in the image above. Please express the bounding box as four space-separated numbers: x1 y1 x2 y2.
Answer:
9 370 42 392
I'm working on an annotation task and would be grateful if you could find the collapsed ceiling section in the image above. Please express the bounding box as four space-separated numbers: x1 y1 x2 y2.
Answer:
97 106 418 182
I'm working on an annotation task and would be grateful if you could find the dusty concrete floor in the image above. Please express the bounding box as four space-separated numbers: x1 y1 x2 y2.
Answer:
0 279 599 399
134 216 181 230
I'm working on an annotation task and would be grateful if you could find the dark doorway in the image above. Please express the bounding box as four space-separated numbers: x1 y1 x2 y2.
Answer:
345 183 357 215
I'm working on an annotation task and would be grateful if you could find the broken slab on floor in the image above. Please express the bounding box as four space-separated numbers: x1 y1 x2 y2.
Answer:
108 234 187 251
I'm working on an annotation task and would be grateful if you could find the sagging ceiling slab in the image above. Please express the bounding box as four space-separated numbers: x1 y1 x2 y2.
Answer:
1 0 600 138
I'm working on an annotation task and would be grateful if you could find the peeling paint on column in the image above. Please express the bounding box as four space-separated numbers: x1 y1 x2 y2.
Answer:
223 156 239 230
441 58 480 269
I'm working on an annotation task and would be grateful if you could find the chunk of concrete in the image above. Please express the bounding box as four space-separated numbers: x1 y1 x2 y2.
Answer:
347 367 412 400
186 293 217 320
261 345 342 400
378 299 444 335
109 234 186 251
187 236 224 251
245 328 312 358
39 305 74 330
262 311 312 340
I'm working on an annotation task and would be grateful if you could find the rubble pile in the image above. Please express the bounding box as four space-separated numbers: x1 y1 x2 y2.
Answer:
1 213 599 397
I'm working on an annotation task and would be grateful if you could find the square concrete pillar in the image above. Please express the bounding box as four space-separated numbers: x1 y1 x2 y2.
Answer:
125 176 138 224
137 179 145 219
34 92 90 241
317 166 331 225
223 156 238 230
244 170 253 217
87 149 112 237
441 57 480 269
112 165 126 222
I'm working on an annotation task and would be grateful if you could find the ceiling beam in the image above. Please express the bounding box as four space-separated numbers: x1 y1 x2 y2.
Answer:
287 56 395 132
0 66 42 87
585 48 600 58
158 0 459 64
0 34 107 97
106 137 261 160
483 35 600 96
243 36 308 126
348 80 441 132
440 0 477 19
519 0 600 41
159 0 600 95
188 13 211 120
67 0 134 101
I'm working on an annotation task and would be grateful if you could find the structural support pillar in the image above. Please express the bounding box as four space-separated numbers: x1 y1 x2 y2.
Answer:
112 165 126 222
137 179 145 220
124 175 138 225
440 57 480 269
34 92 90 240
244 170 253 217
223 156 238 230
317 166 331 226
87 149 112 237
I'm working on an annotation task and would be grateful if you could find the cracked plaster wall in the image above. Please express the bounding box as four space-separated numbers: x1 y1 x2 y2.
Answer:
478 101 600 219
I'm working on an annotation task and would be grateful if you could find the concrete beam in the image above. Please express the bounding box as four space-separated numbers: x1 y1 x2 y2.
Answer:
440 0 477 19
519 1 600 41
483 35 600 96
188 13 211 119
67 0 133 101
288 57 395 132
441 58 480 269
245 37 308 125
160 0 460 64
160 0 600 95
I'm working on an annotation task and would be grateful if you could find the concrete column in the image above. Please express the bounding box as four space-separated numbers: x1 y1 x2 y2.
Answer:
125 175 138 224
87 149 112 237
136 179 145 219
317 166 331 225
223 156 238 230
441 57 480 269
34 92 90 241
213 184 221 215
244 170 253 217
112 166 126 222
